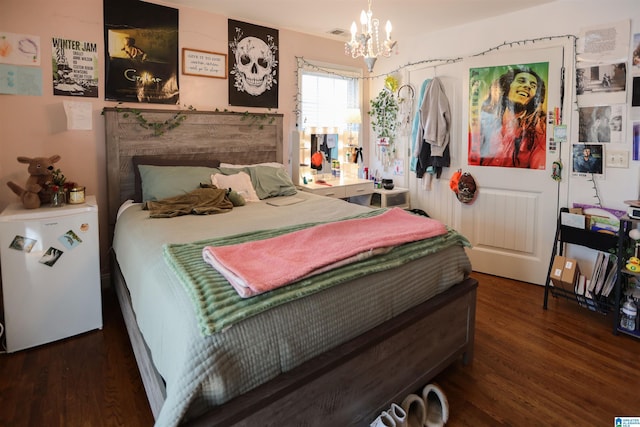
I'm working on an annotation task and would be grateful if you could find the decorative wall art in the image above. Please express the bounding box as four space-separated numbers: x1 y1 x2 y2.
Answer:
228 19 279 108
572 143 604 176
576 62 627 106
0 32 41 65
576 20 629 106
182 48 227 79
104 0 179 104
633 77 640 107
0 64 41 96
634 122 640 161
577 105 625 143
0 32 42 96
468 62 549 169
633 32 640 73
52 37 98 97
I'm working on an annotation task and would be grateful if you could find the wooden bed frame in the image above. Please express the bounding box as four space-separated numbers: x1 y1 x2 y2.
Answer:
104 107 477 426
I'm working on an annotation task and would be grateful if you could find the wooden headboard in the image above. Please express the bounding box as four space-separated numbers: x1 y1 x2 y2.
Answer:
103 107 284 227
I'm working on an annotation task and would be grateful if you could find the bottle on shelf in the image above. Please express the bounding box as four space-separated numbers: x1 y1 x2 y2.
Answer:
620 296 638 332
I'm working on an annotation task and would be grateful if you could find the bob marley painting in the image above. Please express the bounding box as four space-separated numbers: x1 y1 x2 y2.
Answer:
228 19 279 108
468 62 549 169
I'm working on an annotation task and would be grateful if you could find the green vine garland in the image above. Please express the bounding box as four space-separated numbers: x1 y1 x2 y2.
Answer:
214 108 276 129
113 104 194 136
104 105 277 135
241 111 276 129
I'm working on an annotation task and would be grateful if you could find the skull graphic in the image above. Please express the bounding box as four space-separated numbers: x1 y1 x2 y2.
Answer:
234 36 274 96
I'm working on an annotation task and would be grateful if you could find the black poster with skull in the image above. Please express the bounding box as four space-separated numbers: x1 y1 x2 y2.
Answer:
228 20 278 108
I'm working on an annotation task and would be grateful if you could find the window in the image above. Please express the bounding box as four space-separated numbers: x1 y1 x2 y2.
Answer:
296 61 362 183
299 63 361 130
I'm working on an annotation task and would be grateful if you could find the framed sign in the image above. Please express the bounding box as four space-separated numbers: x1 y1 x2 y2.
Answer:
182 48 227 79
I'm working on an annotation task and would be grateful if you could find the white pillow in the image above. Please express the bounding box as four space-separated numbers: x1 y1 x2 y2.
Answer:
211 172 260 202
220 162 285 170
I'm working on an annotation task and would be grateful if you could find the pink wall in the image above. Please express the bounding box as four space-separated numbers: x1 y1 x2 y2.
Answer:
0 0 365 274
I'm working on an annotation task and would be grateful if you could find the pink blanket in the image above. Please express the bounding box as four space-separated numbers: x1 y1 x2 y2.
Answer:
202 208 447 298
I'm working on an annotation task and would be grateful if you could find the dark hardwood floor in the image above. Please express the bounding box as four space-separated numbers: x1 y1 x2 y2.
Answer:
1 272 639 426
437 272 640 426
0 286 154 427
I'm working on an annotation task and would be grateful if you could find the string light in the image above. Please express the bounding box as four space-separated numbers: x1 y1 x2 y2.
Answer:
587 173 603 208
294 34 578 121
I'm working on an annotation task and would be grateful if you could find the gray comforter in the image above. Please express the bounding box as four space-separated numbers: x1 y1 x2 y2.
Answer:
113 192 471 426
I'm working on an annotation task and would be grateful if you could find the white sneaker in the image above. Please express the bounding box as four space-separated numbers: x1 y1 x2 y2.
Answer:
370 410 397 427
422 383 449 427
388 402 407 427
401 393 426 427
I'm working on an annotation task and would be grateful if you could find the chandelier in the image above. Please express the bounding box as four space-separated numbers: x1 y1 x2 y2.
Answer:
344 0 397 72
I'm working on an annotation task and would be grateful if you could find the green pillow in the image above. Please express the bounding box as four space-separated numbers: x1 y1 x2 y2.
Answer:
218 165 297 199
138 165 221 202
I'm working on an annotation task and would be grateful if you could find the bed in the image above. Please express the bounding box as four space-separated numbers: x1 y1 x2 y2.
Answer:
104 107 477 427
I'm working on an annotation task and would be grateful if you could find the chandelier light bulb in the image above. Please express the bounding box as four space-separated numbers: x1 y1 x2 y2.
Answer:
344 0 397 72
360 10 367 26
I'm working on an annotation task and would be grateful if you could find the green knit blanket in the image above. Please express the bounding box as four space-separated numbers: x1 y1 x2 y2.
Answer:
163 210 470 336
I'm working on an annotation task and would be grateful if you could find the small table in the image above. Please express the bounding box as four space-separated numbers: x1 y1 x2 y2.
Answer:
370 187 411 209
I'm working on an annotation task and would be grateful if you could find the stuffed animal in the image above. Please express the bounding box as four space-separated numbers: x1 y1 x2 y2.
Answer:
6 155 62 209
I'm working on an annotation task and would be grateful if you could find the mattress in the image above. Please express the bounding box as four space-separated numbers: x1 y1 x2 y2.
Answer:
112 191 472 426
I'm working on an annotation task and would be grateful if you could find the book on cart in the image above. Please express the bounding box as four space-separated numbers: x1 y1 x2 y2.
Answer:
588 252 607 294
600 255 618 298
575 274 588 309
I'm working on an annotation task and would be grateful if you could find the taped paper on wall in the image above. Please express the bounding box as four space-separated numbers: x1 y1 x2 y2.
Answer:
63 100 92 130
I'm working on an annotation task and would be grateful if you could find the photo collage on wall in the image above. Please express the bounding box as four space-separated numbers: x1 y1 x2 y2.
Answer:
574 20 632 176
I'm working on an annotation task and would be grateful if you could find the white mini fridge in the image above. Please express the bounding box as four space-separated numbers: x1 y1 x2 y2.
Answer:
0 195 102 352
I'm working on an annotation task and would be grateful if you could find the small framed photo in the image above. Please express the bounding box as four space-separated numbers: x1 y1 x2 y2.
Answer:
572 143 604 175
182 48 227 79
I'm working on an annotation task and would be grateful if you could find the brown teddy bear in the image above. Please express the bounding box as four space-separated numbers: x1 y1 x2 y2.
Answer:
6 155 62 209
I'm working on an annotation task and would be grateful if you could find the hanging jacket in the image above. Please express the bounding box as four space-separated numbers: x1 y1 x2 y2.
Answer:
410 79 431 172
413 77 451 178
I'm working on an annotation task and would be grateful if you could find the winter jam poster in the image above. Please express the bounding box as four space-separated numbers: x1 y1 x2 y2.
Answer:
104 0 179 104
52 38 98 97
228 19 279 108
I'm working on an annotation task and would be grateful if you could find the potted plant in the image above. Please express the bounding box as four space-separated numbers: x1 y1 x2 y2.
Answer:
47 168 76 207
369 76 400 168
369 75 400 147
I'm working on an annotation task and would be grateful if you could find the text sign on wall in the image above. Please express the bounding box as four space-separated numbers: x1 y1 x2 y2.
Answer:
182 48 227 79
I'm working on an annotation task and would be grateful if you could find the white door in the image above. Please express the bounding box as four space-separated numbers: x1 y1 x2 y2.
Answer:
459 46 567 285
